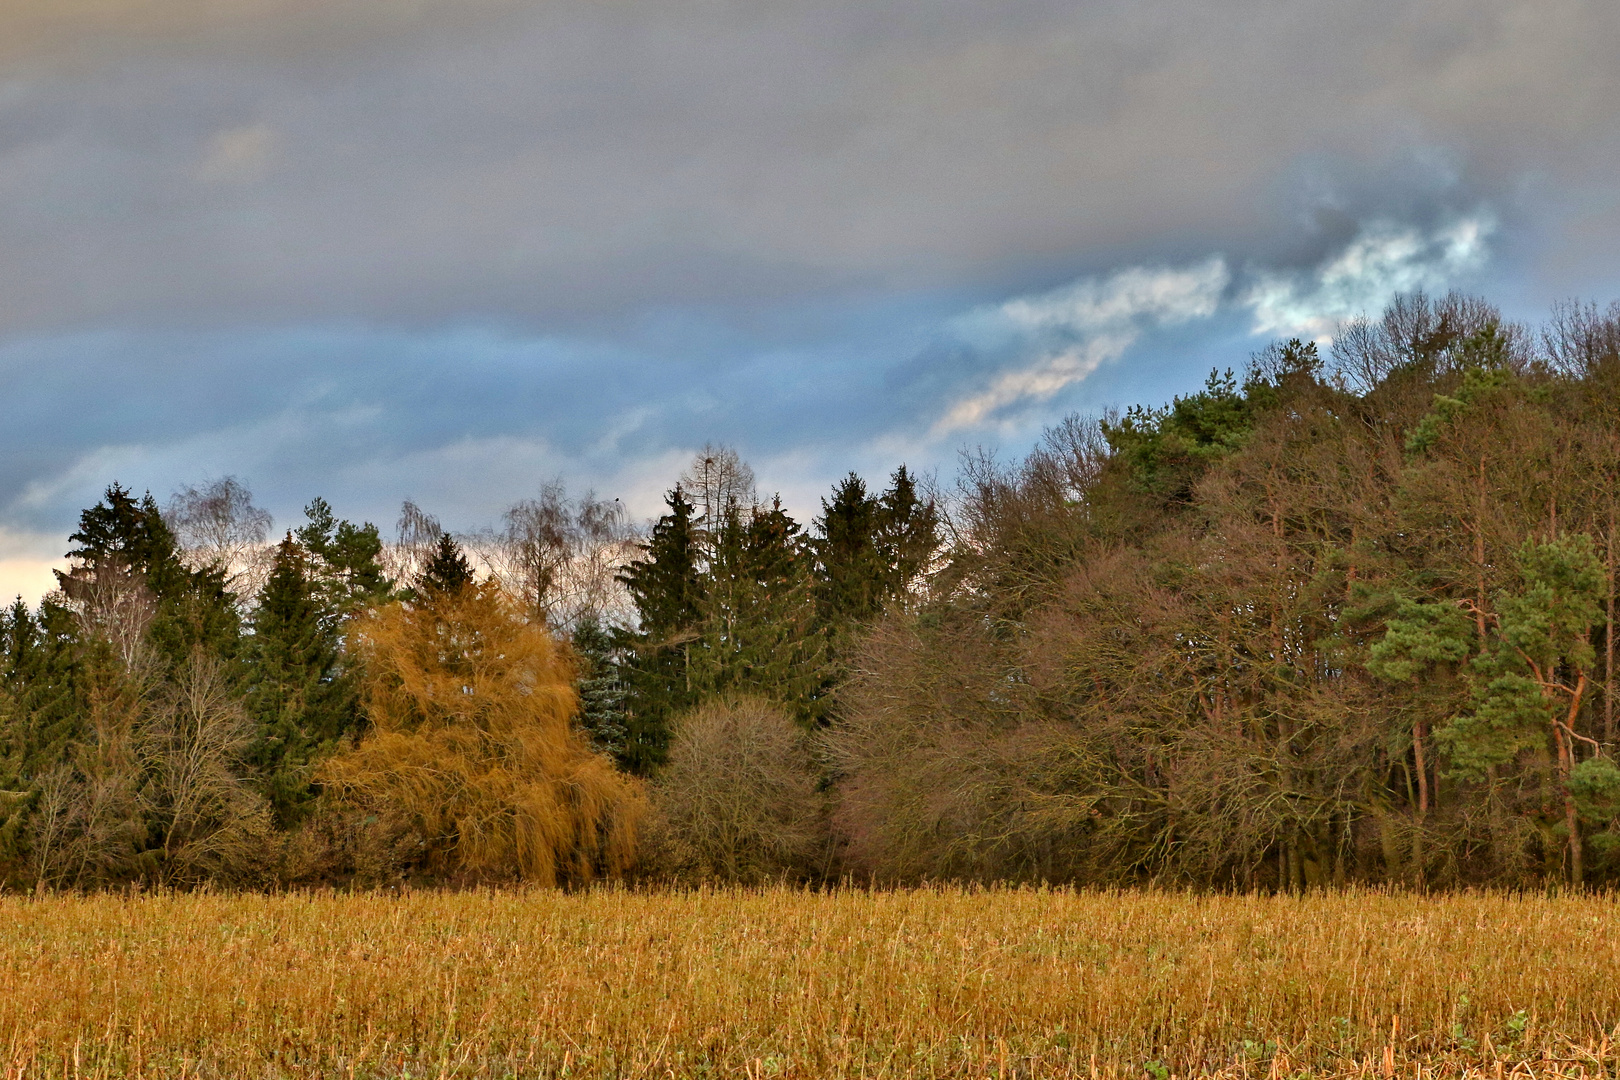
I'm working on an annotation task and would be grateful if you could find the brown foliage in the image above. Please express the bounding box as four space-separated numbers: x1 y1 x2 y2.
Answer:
832 294 1620 888
319 581 644 885
645 695 825 882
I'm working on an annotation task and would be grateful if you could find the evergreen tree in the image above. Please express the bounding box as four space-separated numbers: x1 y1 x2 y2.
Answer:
294 497 392 612
0 599 83 878
1101 368 1261 503
875 464 940 599
64 484 189 594
57 484 239 667
814 474 886 625
813 466 940 638
616 487 704 773
416 534 475 597
1441 534 1610 885
692 498 828 723
244 535 358 828
570 615 628 762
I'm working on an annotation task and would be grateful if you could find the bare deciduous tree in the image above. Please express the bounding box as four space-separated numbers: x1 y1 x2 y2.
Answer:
467 482 640 629
389 500 444 586
680 444 756 528
137 654 273 886
166 477 275 598
55 562 157 672
648 696 825 883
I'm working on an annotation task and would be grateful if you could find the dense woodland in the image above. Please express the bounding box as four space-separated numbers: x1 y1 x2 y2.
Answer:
4 290 1620 891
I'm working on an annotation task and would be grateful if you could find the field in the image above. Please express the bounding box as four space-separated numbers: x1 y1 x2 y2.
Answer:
2 887 1618 1079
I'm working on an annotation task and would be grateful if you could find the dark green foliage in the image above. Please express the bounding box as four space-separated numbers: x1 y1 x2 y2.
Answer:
416 534 475 597
814 466 940 627
691 499 828 724
570 615 628 762
0 600 83 774
0 600 83 875
64 484 189 596
244 535 358 828
620 488 704 641
1097 341 1324 506
1367 598 1475 683
58 484 241 666
294 498 392 611
875 465 940 599
616 487 704 773
1101 368 1258 502
815 474 887 625
1406 365 1512 455
1440 535 1606 779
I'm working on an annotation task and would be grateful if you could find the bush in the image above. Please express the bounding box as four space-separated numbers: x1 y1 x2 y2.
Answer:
646 696 825 883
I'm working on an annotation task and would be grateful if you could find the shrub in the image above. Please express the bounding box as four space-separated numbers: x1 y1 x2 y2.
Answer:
646 696 825 883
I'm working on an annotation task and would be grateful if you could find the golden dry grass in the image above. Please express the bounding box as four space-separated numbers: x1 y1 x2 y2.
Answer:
2 886 1617 1079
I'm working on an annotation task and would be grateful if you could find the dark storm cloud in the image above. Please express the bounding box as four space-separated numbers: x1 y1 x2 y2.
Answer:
1 0 1617 595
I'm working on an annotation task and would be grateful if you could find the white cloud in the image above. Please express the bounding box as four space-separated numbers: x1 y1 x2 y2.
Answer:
934 336 1134 434
928 213 1497 439
1243 212 1495 340
934 258 1229 434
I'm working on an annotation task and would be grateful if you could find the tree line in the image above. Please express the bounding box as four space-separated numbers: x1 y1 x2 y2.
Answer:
3 289 1619 890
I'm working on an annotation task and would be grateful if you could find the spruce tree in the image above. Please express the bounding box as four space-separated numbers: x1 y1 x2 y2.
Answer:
876 464 940 600
244 535 357 828
59 484 239 667
692 497 828 723
0 599 83 878
814 473 886 625
570 615 628 761
416 534 475 597
616 487 703 773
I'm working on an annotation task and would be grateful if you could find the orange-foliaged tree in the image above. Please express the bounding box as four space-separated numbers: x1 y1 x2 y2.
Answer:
320 580 644 885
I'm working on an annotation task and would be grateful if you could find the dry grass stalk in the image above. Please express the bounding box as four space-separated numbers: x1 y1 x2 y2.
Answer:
1 887 1618 1078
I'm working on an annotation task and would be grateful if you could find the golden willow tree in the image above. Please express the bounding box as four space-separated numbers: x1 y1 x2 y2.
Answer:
321 579 644 884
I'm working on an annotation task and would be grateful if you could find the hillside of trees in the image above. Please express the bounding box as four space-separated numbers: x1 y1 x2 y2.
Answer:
3 290 1620 891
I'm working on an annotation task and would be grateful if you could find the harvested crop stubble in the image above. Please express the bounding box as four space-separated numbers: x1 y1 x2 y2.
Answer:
1 887 1617 1078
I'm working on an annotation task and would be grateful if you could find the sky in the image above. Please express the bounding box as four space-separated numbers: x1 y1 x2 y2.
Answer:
3 0 1620 601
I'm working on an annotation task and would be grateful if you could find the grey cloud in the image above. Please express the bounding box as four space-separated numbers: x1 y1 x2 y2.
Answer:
0 209 1500 545
0 0 1615 335
2 0 1619 603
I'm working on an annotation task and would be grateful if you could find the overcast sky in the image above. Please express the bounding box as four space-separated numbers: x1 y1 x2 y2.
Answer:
3 0 1619 600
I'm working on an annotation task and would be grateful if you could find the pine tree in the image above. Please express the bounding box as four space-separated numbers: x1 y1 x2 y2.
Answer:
1438 534 1610 885
294 497 392 612
244 535 358 828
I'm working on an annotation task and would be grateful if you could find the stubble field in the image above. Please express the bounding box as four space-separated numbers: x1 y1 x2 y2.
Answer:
2 886 1617 1079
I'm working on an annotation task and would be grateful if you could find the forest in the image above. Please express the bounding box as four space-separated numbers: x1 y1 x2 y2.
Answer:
3 289 1620 892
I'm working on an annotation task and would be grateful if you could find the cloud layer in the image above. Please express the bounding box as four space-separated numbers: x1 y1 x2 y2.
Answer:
1 0 1617 600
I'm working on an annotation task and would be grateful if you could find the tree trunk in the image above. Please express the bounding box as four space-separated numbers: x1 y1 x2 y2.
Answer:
1545 669 1589 889
1607 494 1615 747
1474 459 1489 643
1413 720 1430 816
